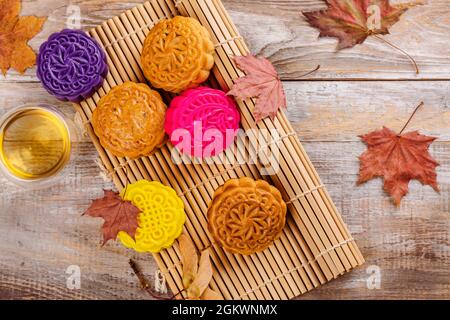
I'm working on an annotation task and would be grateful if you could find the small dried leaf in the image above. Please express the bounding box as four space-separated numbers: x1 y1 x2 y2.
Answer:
83 190 140 245
0 0 47 75
179 236 220 300
179 234 198 289
228 54 286 122
358 127 439 205
187 250 213 299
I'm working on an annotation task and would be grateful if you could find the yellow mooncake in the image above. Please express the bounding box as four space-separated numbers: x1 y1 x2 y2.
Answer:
118 180 186 253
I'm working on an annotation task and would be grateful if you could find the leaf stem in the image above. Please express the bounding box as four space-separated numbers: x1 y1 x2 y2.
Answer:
129 259 173 300
373 34 419 75
399 101 424 135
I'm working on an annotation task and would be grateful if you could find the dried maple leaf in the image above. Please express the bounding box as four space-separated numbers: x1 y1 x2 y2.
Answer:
228 54 286 122
179 235 221 300
302 0 418 50
358 127 439 205
0 0 46 75
83 190 140 245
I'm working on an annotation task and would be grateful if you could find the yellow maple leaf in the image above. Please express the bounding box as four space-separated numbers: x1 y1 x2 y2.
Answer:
0 0 46 75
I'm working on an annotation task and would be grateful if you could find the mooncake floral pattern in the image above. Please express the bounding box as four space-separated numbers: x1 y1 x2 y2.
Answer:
118 180 186 253
165 87 241 158
92 82 167 158
141 16 215 93
207 178 287 255
37 29 108 102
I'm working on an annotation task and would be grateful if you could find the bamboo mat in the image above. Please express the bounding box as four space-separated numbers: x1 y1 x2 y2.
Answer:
73 0 365 300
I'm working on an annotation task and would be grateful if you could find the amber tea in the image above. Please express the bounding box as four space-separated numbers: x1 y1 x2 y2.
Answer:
0 105 71 182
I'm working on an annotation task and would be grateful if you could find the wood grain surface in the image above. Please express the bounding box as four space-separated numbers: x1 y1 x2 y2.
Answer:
0 0 449 300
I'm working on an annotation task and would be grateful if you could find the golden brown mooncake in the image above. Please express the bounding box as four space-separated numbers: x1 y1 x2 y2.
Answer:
141 16 215 93
92 82 167 158
207 177 287 255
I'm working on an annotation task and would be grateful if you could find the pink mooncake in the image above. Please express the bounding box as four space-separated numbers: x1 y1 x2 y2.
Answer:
165 87 241 158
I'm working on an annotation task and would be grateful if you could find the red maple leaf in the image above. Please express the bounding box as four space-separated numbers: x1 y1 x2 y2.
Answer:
83 190 140 245
228 54 286 122
302 0 418 50
358 127 439 205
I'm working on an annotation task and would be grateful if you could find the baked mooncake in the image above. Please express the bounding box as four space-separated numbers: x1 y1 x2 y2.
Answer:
164 87 241 158
92 82 167 158
207 177 287 255
118 180 186 253
141 16 215 93
37 29 108 102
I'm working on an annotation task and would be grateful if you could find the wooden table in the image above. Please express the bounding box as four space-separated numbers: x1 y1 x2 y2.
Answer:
1 0 449 300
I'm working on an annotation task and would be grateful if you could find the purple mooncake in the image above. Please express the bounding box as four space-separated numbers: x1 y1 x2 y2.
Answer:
37 29 108 102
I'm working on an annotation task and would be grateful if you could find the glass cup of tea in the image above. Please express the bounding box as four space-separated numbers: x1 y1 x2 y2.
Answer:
0 103 79 189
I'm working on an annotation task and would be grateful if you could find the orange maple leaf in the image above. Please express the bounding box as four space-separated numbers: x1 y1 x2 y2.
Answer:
0 0 46 75
358 127 439 205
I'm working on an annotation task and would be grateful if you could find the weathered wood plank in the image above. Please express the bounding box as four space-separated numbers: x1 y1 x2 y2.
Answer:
1 82 448 299
1 80 448 140
0 153 159 300
1 139 448 299
1 0 449 82
0 83 153 300
284 80 450 141
298 141 450 299
228 0 450 79
0 134 157 299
